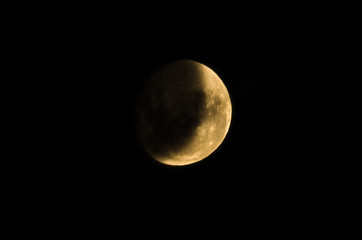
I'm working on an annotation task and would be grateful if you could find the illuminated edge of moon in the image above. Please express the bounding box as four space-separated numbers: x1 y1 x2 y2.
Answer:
152 61 232 166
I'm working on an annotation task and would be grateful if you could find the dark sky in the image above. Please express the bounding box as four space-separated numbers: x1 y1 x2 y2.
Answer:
56 1 312 232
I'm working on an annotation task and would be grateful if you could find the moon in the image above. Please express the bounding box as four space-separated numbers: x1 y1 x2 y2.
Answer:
136 59 232 166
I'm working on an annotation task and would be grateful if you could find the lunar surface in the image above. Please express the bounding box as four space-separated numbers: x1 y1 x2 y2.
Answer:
136 59 232 166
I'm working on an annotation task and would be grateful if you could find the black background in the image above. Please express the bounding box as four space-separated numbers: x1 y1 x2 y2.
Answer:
52 1 317 233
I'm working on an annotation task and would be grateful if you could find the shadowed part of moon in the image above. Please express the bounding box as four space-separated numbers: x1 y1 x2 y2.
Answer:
136 60 232 166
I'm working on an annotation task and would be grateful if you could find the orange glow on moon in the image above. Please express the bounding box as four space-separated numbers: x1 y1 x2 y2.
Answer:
136 60 232 166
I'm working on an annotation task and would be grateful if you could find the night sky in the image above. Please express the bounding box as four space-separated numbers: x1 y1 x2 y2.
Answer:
56 1 311 232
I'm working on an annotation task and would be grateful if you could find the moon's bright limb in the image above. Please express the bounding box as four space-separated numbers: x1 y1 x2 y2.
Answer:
136 59 232 166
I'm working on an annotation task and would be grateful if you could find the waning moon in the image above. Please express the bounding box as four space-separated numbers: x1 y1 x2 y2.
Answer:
136 59 232 166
